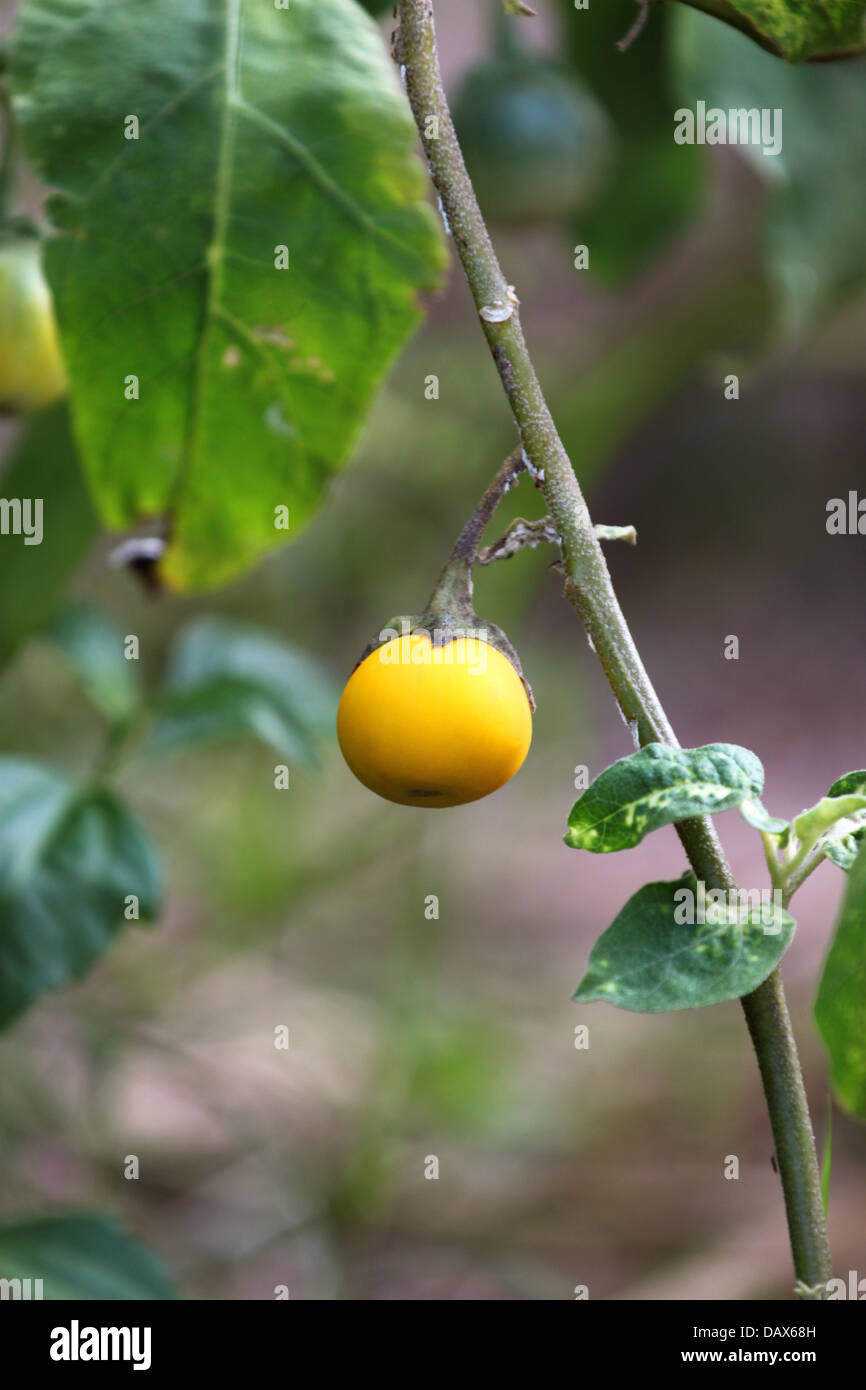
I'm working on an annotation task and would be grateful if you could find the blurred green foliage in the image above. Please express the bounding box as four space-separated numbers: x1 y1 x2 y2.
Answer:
0 1215 178 1299
557 0 705 280
0 408 97 669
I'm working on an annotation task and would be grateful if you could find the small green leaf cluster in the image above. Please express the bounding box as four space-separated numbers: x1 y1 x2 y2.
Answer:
0 606 335 1032
565 742 866 1121
565 742 792 1010
754 770 866 1122
753 772 866 891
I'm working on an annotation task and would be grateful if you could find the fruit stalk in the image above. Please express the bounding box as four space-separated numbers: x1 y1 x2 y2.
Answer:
423 445 525 619
394 0 832 1293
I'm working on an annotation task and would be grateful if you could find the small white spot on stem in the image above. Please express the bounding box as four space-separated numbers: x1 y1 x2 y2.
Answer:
521 448 545 483
479 284 519 323
480 302 513 323
616 704 641 749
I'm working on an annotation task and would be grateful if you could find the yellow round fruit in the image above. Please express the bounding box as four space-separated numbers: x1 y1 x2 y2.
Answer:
337 631 532 808
0 240 67 413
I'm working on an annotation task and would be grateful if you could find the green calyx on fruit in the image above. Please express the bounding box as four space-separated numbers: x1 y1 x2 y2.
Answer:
356 607 534 713
350 449 536 707
338 560 534 810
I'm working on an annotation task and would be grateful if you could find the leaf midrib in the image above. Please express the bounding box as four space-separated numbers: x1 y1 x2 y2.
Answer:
176 0 242 511
571 776 749 841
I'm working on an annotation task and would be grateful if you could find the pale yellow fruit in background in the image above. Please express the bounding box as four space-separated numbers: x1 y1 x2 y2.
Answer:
337 632 532 808
0 240 67 413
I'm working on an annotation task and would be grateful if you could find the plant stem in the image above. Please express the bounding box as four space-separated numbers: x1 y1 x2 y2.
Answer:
420 448 525 619
90 711 147 784
441 446 525 575
783 846 826 908
617 1 659 54
395 0 832 1294
741 969 832 1296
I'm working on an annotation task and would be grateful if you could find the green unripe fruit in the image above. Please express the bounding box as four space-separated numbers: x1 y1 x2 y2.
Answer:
452 57 614 226
0 238 67 413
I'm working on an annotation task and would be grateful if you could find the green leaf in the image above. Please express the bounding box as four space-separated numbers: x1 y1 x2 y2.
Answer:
815 843 866 1118
48 604 141 723
565 742 764 852
148 617 335 764
792 793 866 859
575 873 795 1012
0 407 98 668
823 832 866 872
740 796 789 835
11 0 446 591
676 0 866 62
0 760 160 1029
0 1215 177 1299
828 771 866 800
815 772 866 871
0 759 76 884
794 796 866 845
672 10 866 333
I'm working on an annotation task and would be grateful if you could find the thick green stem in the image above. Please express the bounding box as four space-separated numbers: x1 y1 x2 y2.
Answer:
783 847 825 907
741 970 832 1295
395 0 832 1294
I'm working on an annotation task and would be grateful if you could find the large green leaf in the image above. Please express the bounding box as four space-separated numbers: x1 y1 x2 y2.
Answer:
575 873 795 1012
815 843 866 1118
0 407 98 668
48 604 141 724
565 742 764 852
11 0 446 590
677 0 866 62
0 1215 177 1299
673 9 866 332
0 760 160 1028
148 616 336 763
